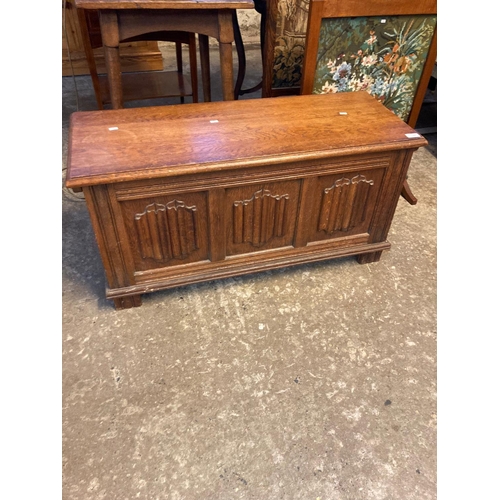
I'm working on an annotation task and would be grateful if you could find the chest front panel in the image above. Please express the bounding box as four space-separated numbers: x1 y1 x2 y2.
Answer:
100 150 402 289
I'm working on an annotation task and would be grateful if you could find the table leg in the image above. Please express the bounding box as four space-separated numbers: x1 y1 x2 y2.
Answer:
217 11 235 101
77 8 104 109
188 32 199 103
99 11 123 109
198 34 211 102
219 42 234 100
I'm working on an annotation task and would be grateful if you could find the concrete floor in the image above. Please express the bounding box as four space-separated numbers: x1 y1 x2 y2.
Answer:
62 43 437 500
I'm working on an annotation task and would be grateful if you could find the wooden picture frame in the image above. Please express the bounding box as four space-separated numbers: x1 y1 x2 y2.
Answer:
300 0 437 128
262 0 312 97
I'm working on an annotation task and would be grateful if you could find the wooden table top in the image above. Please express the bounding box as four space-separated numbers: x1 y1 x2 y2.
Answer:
66 92 428 188
74 0 254 9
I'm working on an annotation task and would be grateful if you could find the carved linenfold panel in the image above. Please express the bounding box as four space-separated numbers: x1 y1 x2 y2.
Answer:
233 189 289 247
134 200 199 262
318 175 375 233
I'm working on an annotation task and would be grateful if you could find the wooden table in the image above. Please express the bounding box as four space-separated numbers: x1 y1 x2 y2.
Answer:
66 92 427 309
74 0 255 107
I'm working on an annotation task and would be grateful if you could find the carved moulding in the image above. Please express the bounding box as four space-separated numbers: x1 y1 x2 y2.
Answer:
318 175 375 233
233 188 290 247
134 200 199 262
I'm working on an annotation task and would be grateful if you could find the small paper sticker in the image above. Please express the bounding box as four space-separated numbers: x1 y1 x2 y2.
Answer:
108 127 119 131
210 120 219 123
405 133 421 138
339 112 348 115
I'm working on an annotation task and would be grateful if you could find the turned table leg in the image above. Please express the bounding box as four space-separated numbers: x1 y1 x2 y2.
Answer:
219 42 234 101
100 11 123 109
217 11 235 101
199 34 211 102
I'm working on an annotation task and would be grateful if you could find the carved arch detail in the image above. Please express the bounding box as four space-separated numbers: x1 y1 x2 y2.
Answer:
134 200 199 262
318 175 375 233
233 188 289 247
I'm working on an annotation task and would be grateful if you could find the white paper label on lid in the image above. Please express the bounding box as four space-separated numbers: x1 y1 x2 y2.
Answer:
108 127 119 131
339 112 348 115
210 120 219 123
405 133 421 138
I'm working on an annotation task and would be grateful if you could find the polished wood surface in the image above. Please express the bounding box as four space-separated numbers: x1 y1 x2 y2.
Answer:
66 93 427 309
67 92 426 188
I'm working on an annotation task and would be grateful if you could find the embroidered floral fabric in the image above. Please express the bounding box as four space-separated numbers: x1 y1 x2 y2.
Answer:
272 0 311 89
312 15 437 121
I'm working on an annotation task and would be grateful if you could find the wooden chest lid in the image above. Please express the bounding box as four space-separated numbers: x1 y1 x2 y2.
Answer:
66 92 427 188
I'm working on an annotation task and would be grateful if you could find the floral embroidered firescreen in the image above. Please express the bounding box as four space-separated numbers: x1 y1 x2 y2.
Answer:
310 15 437 122
271 0 311 91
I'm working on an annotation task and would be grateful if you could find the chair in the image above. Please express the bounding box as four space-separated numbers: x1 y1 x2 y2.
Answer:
77 8 199 108
300 0 437 204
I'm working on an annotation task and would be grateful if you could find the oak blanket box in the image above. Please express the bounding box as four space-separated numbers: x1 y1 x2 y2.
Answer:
66 92 427 309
